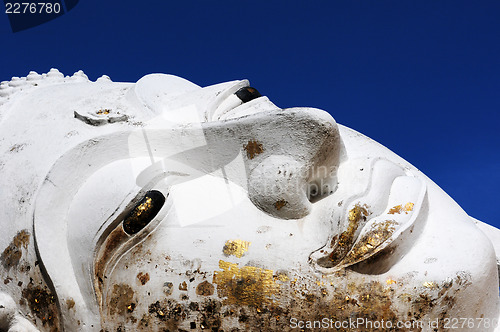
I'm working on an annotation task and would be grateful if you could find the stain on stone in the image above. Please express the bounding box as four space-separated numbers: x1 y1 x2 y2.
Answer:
196 281 215 296
108 284 135 316
98 269 471 331
273 199 287 210
243 140 264 159
1 230 30 269
95 227 129 299
141 299 186 330
179 281 188 291
66 298 75 310
127 303 136 313
424 257 438 264
22 284 59 329
137 272 150 285
163 282 174 295
8 143 26 153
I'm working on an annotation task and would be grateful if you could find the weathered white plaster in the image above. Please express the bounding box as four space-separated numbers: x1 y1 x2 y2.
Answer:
0 70 498 331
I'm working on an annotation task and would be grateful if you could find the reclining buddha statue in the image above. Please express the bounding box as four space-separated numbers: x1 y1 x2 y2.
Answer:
0 69 499 331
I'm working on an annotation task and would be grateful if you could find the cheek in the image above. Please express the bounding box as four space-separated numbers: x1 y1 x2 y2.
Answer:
99 190 331 314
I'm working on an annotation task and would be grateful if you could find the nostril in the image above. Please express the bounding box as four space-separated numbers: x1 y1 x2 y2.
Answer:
248 156 312 219
307 181 334 203
307 183 319 201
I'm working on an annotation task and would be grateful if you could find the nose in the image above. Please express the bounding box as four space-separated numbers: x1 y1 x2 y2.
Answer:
129 106 344 220
243 107 344 219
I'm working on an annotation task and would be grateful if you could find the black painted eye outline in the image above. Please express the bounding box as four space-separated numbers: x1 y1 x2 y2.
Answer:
122 190 166 235
235 86 262 103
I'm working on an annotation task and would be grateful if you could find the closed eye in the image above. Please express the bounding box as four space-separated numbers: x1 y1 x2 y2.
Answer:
122 190 166 235
235 86 261 103
94 188 168 309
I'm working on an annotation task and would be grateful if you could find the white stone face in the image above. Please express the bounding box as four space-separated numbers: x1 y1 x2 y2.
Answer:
0 70 499 331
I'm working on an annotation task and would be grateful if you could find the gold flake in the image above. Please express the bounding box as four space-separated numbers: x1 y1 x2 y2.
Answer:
404 202 414 213
388 205 403 214
213 260 278 306
328 203 370 265
223 240 251 258
423 281 436 288
340 220 398 266
96 109 111 115
274 273 289 282
389 202 414 215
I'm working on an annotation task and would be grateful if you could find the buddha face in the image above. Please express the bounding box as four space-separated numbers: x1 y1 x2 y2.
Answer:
59 75 347 330
1 72 498 331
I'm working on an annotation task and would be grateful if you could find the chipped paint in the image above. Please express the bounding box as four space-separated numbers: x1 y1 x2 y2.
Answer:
223 239 251 258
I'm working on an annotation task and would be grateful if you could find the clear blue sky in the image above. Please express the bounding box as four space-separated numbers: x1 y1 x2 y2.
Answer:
1 1 499 227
